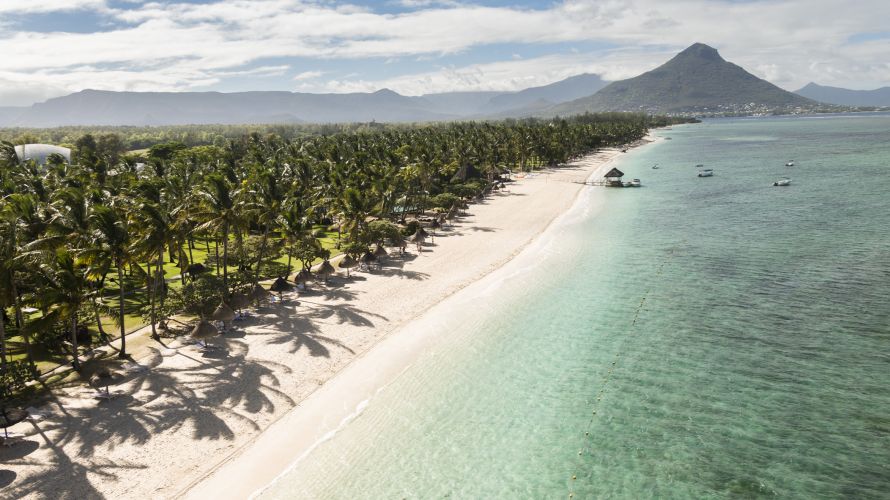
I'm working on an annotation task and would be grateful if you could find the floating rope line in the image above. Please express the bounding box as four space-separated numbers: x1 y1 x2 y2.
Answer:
567 243 682 499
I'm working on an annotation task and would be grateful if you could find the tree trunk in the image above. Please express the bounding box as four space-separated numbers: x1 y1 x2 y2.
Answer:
149 256 158 340
253 224 270 287
93 298 108 343
157 250 167 311
70 312 80 372
11 282 34 374
187 237 195 266
286 248 293 277
222 222 230 294
117 263 127 357
0 304 7 373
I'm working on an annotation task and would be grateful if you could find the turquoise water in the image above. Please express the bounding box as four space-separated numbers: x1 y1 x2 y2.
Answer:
262 114 890 499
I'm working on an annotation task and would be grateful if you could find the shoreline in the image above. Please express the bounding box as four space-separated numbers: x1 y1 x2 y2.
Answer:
3 135 656 500
182 135 657 499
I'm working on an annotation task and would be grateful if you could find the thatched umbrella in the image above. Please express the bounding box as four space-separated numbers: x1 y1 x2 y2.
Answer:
373 244 388 259
190 319 219 350
270 276 293 301
361 251 376 270
228 292 250 318
408 229 426 252
294 269 313 287
90 369 126 399
446 207 458 225
185 263 207 282
0 408 29 442
428 219 441 242
317 260 336 283
250 283 271 304
339 255 358 277
390 234 407 256
211 301 236 322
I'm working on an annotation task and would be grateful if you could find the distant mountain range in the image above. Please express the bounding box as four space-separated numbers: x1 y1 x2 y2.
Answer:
547 43 818 116
0 44 873 127
0 73 608 128
794 83 890 107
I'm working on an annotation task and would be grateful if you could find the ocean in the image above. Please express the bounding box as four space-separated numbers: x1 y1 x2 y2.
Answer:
260 113 890 499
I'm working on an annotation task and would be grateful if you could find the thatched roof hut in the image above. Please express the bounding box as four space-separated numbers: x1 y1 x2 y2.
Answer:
211 301 236 322
190 320 219 340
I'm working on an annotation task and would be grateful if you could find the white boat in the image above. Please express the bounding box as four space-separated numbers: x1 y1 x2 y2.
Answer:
622 181 633 187
652 164 659 169
630 179 641 187
785 160 795 166
773 178 792 186
697 169 714 177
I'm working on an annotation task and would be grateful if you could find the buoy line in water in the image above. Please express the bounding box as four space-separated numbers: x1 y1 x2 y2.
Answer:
566 242 683 499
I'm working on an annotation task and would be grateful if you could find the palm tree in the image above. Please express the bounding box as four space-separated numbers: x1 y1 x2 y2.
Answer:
196 174 238 295
131 196 173 341
33 249 91 372
82 204 132 358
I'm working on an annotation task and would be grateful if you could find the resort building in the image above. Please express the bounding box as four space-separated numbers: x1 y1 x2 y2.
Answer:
13 143 71 165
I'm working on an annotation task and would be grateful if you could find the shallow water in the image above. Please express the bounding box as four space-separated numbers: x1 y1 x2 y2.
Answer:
262 114 890 499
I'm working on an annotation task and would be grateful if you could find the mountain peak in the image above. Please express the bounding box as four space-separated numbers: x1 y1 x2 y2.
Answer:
676 43 724 61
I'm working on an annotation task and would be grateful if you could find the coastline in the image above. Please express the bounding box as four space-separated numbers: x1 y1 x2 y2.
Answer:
181 135 656 499
3 136 654 500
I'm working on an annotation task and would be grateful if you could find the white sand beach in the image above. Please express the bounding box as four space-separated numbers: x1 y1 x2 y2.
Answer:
1 142 647 500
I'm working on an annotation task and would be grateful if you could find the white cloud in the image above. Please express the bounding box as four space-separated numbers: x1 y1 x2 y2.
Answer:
1 0 890 106
0 0 106 14
293 70 324 81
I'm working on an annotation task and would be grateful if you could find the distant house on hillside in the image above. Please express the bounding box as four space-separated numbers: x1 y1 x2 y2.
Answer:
14 144 71 165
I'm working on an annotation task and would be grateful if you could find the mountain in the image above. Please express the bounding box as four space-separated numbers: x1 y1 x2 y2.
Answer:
415 91 506 116
0 72 616 127
0 106 25 125
481 73 608 114
794 82 890 107
548 43 817 116
4 88 456 127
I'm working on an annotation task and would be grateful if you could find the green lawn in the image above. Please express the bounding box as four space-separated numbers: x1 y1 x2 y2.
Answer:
3 227 344 374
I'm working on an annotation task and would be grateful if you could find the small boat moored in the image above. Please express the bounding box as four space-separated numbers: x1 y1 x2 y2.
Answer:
785 160 795 166
773 178 792 186
697 169 714 177
630 178 641 187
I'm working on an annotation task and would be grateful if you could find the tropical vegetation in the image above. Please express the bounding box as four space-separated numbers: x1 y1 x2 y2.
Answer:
0 113 684 390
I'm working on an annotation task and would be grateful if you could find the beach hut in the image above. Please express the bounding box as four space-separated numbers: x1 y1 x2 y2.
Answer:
361 251 376 271
408 229 426 252
373 244 388 259
339 255 358 277
294 269 313 288
250 283 271 305
270 276 293 301
211 301 236 332
317 260 336 283
0 408 29 445
228 292 250 319
604 167 625 187
190 320 219 351
90 369 126 400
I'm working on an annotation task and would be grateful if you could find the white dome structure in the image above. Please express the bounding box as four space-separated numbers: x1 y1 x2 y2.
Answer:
14 144 71 165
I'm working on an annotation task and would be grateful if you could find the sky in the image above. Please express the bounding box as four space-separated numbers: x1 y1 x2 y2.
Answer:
1 0 889 106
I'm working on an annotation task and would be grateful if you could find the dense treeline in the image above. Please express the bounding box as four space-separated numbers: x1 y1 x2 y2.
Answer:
0 113 687 150
0 113 686 387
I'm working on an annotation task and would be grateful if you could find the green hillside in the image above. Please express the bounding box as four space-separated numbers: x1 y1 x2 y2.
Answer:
550 43 818 115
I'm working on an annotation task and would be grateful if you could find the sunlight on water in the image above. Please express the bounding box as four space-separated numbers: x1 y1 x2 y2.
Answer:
262 114 890 499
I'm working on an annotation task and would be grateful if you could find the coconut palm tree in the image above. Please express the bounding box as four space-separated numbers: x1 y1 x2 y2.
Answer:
196 174 238 295
32 249 91 372
81 204 132 358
